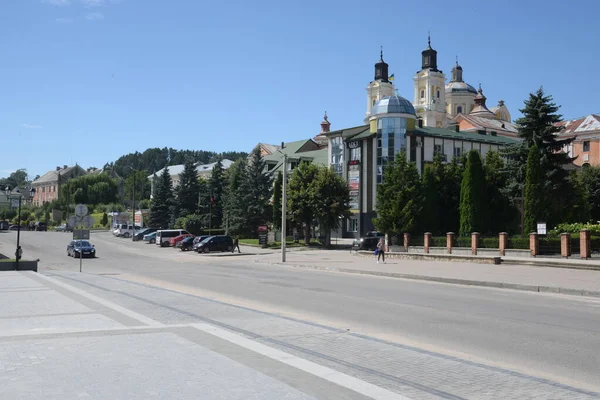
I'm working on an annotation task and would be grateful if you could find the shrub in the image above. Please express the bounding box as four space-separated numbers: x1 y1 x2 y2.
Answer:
550 223 600 235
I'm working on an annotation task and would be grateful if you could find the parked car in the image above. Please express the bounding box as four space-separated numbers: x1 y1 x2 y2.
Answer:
54 224 68 232
143 232 157 244
170 233 194 247
67 240 96 258
0 221 9 230
8 225 26 231
196 235 234 253
156 229 190 247
115 225 142 238
34 221 47 232
353 231 384 251
133 228 158 241
179 236 196 251
192 235 212 252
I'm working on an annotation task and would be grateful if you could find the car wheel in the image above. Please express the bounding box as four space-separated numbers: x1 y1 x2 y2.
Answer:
123 232 130 238
203 247 210 253
150 239 156 244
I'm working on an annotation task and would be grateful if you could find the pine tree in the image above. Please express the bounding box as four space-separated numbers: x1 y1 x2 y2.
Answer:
242 147 272 234
149 167 174 229
272 171 283 231
459 150 486 236
523 145 544 233
100 212 108 226
312 167 351 247
287 162 320 244
373 150 422 236
175 160 200 217
438 156 464 234
207 159 225 229
421 165 440 235
484 151 516 234
222 159 248 236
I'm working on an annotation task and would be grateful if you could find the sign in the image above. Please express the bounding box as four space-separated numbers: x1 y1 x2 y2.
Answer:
537 222 547 235
82 215 95 228
68 215 77 228
73 229 90 240
348 141 360 149
52 209 63 222
258 225 268 246
348 165 360 212
75 204 88 217
348 160 360 165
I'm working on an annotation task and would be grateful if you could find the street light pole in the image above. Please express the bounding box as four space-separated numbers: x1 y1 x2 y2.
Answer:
132 171 136 241
281 152 287 263
16 195 22 270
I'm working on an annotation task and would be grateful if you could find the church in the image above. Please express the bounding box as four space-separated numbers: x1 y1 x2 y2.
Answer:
317 39 520 238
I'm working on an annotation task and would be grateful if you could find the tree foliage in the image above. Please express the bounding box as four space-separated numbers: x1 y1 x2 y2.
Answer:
125 171 151 202
459 150 486 236
287 162 320 244
206 160 225 229
61 174 119 205
222 159 248 236
524 145 544 233
311 167 351 246
0 169 30 189
149 167 174 229
241 147 272 234
175 160 201 218
272 171 283 231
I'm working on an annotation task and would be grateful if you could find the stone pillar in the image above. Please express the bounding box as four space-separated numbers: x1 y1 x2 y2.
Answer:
446 232 455 254
529 232 539 257
471 232 480 256
499 232 508 256
560 233 571 258
580 229 591 259
403 233 410 252
424 232 431 254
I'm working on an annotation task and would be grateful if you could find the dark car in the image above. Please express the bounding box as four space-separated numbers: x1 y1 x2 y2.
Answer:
353 231 384 251
196 235 233 253
179 236 196 251
34 221 47 232
0 221 9 230
133 228 157 241
67 240 96 258
192 235 211 252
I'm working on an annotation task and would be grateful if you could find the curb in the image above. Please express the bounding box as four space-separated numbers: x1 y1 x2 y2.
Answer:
501 258 600 271
253 260 600 299
356 251 501 265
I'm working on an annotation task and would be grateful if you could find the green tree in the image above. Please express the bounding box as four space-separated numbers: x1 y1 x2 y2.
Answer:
523 145 544 233
272 171 283 230
459 150 486 236
242 147 272 233
438 156 464 234
0 169 30 189
311 167 350 247
222 159 248 236
206 160 225 229
420 164 440 235
484 151 516 234
175 160 201 218
100 212 108 226
61 174 119 205
149 167 174 229
579 166 600 222
287 162 320 245
125 171 152 202
373 150 422 237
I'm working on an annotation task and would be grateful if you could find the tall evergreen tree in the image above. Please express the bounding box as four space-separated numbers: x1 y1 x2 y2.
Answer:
207 159 225 229
222 159 248 236
242 147 272 233
272 171 283 231
149 167 174 229
579 166 600 222
523 145 544 233
287 162 320 245
484 151 516 234
374 150 422 236
459 150 486 236
175 160 201 217
311 167 351 247
438 157 464 234
420 165 440 235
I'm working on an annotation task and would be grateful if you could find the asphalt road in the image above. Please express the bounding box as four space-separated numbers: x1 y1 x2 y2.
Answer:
1 229 600 392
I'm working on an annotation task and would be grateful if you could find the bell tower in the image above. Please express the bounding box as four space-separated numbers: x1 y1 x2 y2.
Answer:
365 48 395 123
413 34 447 127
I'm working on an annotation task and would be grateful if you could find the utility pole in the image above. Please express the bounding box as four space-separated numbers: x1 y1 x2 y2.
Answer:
132 171 136 240
281 152 287 263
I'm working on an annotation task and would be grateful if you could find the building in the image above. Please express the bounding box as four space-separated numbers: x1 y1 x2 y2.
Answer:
558 114 600 167
148 159 235 197
261 139 327 175
31 165 87 206
323 51 520 238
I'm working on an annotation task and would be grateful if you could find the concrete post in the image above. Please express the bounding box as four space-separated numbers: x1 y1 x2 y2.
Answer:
403 233 410 252
560 233 571 258
529 232 539 257
580 229 591 259
446 232 455 254
499 232 508 256
471 232 480 256
424 232 431 254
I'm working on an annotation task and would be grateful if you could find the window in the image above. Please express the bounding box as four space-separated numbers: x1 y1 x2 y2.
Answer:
437 90 440 98
434 144 443 156
583 141 590 152
420 90 425 99
330 137 344 177
42 187 46 193
347 219 358 233
349 146 361 161
377 117 407 184
454 146 462 159
457 106 463 114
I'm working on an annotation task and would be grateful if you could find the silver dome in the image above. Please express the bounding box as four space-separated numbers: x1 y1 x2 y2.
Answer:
371 95 416 116
445 81 477 94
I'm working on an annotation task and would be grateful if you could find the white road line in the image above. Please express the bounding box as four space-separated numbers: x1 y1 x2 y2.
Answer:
0 324 191 338
28 272 163 327
191 323 411 400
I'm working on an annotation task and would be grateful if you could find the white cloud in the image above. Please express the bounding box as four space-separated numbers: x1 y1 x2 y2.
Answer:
44 0 70 5
81 0 105 6
55 17 73 23
21 124 42 129
85 12 104 20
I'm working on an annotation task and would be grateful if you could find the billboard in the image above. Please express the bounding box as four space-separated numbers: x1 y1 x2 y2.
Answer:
348 165 360 213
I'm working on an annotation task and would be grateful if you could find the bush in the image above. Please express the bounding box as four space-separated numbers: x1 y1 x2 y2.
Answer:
550 223 600 235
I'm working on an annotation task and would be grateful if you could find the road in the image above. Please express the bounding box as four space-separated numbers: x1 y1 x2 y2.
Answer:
1 229 600 397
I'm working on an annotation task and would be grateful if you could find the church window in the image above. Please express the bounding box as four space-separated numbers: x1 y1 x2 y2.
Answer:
457 106 463 114
372 98 377 107
420 90 425 99
437 90 440 98
583 141 590 152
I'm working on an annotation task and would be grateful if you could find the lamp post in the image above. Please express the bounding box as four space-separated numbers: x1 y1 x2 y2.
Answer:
4 186 35 270
276 146 288 263
124 166 136 241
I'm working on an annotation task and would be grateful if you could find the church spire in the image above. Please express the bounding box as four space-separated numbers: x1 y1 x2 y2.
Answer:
451 57 463 82
421 33 438 71
374 46 389 82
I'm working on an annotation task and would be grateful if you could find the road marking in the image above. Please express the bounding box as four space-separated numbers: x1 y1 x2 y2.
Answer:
28 272 164 327
191 322 411 400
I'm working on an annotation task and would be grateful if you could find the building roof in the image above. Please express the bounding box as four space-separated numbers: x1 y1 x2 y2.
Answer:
269 148 328 173
323 124 370 138
262 139 319 163
557 114 600 135
412 126 520 145
196 159 234 174
372 95 416 116
32 165 84 186
455 113 518 137
255 143 281 155
149 159 235 179
445 81 477 94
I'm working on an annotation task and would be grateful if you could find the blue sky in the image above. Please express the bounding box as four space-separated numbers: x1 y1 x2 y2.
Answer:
2 0 599 179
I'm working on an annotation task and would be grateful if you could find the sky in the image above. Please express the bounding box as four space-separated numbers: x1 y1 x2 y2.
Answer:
1 0 599 179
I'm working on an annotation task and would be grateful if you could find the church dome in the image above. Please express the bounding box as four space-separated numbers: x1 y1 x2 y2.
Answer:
371 95 416 116
445 81 478 94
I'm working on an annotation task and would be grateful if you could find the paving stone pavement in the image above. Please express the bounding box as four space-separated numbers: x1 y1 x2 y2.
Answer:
10 270 594 400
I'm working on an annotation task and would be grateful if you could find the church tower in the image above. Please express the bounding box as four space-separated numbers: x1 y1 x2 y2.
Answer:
364 49 395 123
412 35 447 127
445 60 478 118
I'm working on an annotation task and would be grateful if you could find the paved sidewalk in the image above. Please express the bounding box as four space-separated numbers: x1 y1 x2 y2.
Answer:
253 250 600 297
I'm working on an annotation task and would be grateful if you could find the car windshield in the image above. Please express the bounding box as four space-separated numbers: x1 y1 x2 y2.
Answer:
76 241 91 247
200 236 213 243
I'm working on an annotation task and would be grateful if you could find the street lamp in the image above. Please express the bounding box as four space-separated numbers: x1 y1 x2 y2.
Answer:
4 186 35 270
275 144 288 263
124 166 136 241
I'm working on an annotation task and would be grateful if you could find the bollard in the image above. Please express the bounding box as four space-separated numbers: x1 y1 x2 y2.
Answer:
403 233 410 252
471 232 480 256
424 232 431 254
446 232 455 254
560 233 571 258
580 230 591 259
529 232 539 257
499 232 508 256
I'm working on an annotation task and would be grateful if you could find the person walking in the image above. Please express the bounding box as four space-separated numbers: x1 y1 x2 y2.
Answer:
232 237 241 253
376 237 385 264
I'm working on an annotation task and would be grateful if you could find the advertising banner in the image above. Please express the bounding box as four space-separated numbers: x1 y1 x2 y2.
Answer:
348 165 360 212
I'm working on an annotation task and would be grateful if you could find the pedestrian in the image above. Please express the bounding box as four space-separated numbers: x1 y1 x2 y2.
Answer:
376 237 385 264
232 237 241 253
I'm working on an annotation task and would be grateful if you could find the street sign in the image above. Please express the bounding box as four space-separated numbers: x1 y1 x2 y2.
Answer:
75 204 88 217
73 229 90 240
11 199 19 208
82 215 95 228
537 222 547 235
68 215 78 228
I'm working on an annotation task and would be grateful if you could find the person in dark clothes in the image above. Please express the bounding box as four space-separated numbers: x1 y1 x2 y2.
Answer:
376 237 385 264
232 237 241 253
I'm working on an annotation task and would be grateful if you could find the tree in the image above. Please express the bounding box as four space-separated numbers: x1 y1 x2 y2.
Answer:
61 174 119 205
206 160 225 229
125 171 151 202
149 167 174 229
175 160 201 218
242 147 272 234
311 167 350 247
287 162 320 245
272 171 283 230
222 159 248 236
100 212 108 226
420 165 440 235
484 151 516 234
373 150 422 237
579 166 600 222
0 169 30 189
438 156 464 234
523 145 544 233
459 150 486 236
